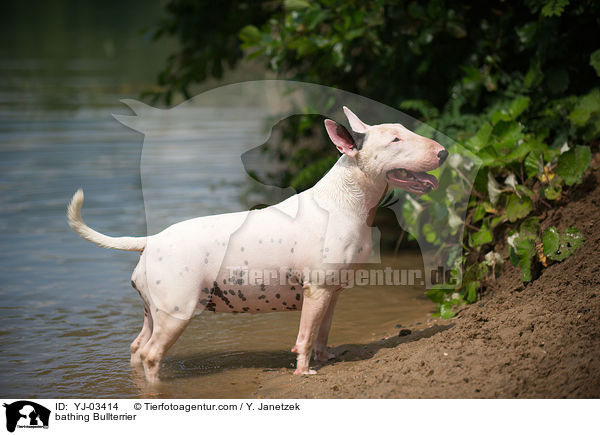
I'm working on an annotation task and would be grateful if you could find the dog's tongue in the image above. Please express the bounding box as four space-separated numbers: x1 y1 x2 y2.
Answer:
414 172 439 190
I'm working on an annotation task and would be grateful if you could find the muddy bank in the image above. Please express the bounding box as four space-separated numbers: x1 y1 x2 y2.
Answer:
254 166 600 398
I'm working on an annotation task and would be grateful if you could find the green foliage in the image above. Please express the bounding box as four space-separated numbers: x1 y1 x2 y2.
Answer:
149 0 597 317
568 89 600 140
543 227 584 261
506 194 533 223
508 217 541 282
470 223 492 247
541 0 570 17
556 145 592 186
508 222 583 283
514 236 537 282
143 1 280 105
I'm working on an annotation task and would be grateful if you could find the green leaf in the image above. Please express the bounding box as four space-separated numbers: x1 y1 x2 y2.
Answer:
568 88 600 126
543 183 562 200
238 25 261 45
543 227 584 261
509 246 519 266
465 280 480 303
467 122 492 151
477 146 499 168
520 217 540 239
490 214 508 228
440 303 456 319
524 151 543 178
541 0 570 17
591 50 600 77
345 28 365 41
422 223 438 243
516 184 535 200
542 227 561 258
472 202 490 223
490 96 530 124
472 204 485 223
504 138 533 162
425 287 448 304
563 227 584 253
493 121 524 151
471 228 492 246
524 57 544 88
515 236 537 282
556 145 592 186
293 38 317 56
399 99 439 120
284 0 311 11
506 194 532 222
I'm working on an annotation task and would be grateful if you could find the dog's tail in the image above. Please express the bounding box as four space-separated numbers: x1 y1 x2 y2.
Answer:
67 189 147 251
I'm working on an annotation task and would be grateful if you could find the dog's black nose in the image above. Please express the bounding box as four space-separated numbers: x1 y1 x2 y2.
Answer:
438 149 449 165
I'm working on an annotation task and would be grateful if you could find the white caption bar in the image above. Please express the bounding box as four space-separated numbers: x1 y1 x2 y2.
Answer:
0 399 597 435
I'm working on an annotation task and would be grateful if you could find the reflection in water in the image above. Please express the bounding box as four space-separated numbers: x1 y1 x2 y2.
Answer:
0 1 434 398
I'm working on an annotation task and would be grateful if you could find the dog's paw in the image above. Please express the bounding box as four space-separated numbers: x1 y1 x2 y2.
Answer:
294 368 318 375
314 348 336 362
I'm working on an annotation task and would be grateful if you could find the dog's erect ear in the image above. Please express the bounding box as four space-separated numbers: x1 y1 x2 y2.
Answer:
324 119 359 157
343 106 369 133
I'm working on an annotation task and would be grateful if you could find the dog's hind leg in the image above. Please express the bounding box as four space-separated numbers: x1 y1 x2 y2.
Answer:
313 289 340 362
130 263 153 365
139 309 190 382
130 306 153 365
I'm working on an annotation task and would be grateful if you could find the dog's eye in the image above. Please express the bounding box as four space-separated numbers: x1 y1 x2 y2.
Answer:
391 137 401 142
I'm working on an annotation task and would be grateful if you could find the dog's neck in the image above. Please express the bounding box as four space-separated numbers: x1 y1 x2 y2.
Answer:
312 155 388 225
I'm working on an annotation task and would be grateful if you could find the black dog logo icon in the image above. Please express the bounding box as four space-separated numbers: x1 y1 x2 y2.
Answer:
3 401 50 432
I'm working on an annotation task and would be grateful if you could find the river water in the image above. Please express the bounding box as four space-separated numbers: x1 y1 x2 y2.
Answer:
0 0 434 398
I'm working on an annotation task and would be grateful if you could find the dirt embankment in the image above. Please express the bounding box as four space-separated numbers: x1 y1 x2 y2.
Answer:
255 164 600 398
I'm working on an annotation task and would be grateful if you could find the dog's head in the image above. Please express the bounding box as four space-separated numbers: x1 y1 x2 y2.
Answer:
325 106 448 195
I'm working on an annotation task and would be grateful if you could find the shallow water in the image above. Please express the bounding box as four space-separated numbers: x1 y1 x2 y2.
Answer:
0 1 435 398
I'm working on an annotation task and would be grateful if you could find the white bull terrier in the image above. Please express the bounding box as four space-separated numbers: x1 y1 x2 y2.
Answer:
67 107 448 382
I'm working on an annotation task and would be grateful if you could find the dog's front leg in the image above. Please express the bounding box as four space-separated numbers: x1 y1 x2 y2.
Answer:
292 284 335 374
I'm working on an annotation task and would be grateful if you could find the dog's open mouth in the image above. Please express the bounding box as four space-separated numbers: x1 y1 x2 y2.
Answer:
386 168 439 194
